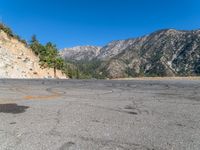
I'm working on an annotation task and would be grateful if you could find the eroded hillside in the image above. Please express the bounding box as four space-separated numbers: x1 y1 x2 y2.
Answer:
103 29 200 78
0 30 66 79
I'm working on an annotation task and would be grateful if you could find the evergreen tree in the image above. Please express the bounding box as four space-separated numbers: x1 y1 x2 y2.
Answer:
30 35 43 55
29 37 66 78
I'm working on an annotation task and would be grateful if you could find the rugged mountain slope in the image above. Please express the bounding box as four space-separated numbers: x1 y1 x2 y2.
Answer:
60 41 137 61
61 29 200 79
61 46 101 61
0 30 66 79
97 39 139 60
102 29 200 78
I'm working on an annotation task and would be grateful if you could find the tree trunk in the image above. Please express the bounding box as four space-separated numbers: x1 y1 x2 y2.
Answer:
54 67 57 78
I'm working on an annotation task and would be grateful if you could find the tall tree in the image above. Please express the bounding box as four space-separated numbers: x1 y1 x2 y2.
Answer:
29 35 42 55
29 36 66 78
44 42 64 78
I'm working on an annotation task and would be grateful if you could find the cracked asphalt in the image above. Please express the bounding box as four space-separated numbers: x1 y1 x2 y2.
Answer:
0 79 200 150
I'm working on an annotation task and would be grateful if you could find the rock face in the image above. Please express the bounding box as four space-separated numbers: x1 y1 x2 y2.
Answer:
0 30 66 79
97 39 138 60
60 46 101 61
102 29 200 78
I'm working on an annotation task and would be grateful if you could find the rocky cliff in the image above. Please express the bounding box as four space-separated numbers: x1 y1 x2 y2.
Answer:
0 30 66 79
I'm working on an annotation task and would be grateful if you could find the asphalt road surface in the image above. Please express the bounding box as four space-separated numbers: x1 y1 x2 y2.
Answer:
0 79 200 150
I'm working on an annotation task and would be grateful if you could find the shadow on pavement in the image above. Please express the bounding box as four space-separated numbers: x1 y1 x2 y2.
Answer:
0 103 29 114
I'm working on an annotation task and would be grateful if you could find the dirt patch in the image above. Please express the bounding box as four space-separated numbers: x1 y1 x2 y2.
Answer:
0 103 29 114
24 88 61 100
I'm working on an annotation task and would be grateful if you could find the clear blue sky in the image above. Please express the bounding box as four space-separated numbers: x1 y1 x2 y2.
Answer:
0 0 199 49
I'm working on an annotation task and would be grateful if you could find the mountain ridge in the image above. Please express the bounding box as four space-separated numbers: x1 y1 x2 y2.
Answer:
60 28 200 78
61 28 200 61
60 46 101 61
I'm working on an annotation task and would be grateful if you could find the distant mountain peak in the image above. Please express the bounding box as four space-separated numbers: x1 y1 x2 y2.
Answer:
60 45 101 61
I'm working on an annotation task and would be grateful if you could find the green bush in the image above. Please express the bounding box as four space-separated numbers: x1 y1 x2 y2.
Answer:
0 23 13 37
0 23 27 45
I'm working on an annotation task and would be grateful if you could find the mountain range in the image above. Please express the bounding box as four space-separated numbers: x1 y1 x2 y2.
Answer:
60 29 200 78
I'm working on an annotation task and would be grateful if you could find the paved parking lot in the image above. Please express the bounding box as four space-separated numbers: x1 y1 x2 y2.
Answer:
0 79 200 150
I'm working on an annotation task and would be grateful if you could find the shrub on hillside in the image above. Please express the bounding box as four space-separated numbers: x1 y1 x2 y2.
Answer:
0 23 27 45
